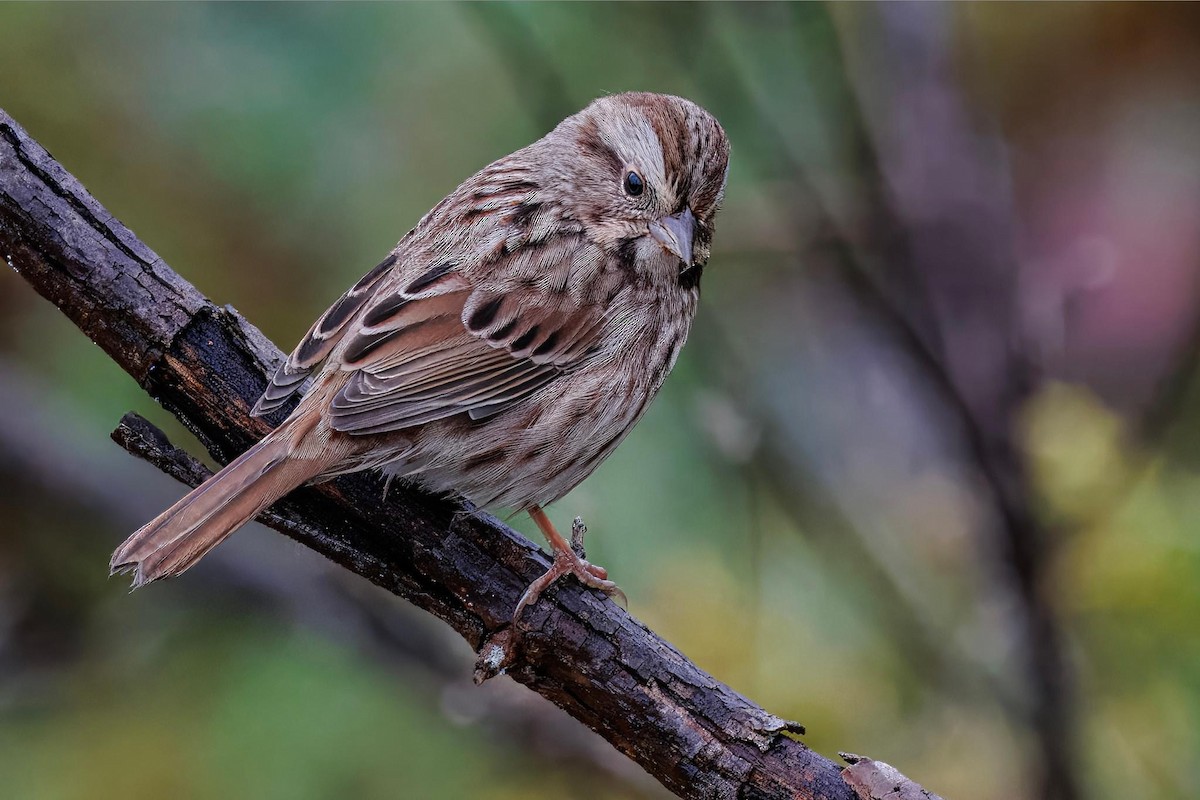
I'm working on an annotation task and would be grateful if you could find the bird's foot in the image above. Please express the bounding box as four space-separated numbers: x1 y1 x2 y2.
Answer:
514 510 626 624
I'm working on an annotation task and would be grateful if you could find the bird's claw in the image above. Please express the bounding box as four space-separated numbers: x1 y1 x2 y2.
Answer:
513 511 626 624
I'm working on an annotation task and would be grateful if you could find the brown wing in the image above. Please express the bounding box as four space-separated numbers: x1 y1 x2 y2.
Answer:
327 231 611 435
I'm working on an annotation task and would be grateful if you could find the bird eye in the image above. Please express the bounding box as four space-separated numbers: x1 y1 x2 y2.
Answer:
623 171 644 197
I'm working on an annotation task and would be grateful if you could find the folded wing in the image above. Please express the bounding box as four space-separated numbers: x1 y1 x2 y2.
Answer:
254 226 614 436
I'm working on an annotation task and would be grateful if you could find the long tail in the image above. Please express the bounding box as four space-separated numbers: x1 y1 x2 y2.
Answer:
111 428 327 588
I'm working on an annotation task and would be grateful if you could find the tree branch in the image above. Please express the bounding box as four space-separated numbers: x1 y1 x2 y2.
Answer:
1 107 940 800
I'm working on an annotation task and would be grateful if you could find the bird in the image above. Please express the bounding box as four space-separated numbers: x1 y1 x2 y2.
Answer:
111 92 730 622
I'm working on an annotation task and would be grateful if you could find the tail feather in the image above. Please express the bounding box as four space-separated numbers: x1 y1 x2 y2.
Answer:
111 431 325 588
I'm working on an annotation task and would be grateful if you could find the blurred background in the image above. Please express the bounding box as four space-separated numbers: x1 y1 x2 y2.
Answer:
3 4 1200 799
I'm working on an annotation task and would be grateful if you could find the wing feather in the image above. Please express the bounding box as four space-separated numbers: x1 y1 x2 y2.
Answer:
327 234 610 435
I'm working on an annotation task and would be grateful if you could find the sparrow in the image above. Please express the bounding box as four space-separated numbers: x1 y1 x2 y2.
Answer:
112 92 730 622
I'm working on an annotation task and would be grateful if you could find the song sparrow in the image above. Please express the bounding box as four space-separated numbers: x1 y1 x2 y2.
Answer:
111 92 730 621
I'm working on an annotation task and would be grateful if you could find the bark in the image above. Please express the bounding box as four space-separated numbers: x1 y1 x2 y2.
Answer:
1 107 938 800
840 755 946 800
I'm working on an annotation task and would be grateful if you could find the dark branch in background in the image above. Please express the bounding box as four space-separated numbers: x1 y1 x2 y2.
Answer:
0 108 948 799
826 8 1079 800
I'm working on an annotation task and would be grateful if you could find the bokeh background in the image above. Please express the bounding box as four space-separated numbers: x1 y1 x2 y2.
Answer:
3 4 1200 799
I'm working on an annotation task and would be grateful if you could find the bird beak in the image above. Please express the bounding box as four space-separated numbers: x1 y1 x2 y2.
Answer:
650 207 697 268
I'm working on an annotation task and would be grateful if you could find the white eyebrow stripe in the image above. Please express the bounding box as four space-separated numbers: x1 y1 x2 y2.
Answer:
602 111 666 189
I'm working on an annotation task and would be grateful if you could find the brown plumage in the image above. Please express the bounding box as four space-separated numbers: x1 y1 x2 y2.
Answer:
111 92 730 618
